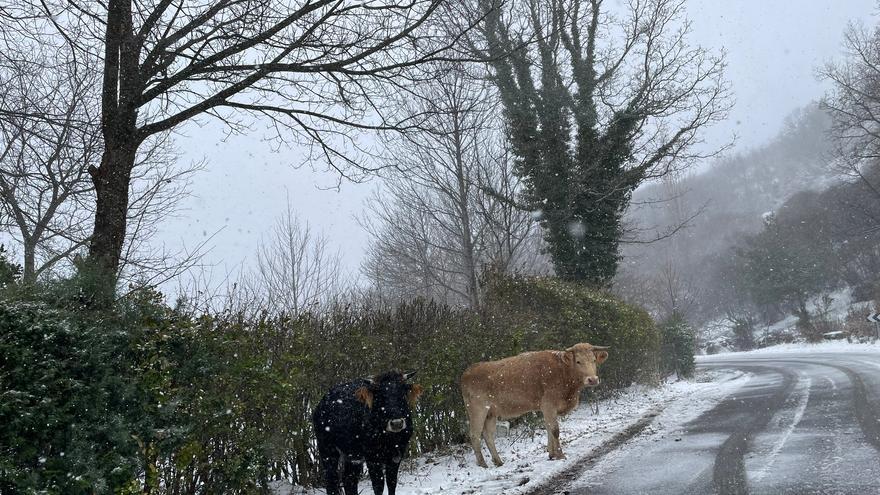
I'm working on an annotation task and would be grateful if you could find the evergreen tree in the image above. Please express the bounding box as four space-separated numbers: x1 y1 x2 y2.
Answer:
659 312 695 378
734 211 837 324
730 314 757 351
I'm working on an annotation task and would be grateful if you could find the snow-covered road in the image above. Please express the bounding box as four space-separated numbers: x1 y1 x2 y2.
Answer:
565 345 880 494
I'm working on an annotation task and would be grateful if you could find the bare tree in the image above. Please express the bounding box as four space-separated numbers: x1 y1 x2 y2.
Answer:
243 202 342 315
617 173 700 321
653 260 697 320
473 141 547 275
370 65 490 308
821 20 880 204
467 0 730 285
0 42 98 282
1 0 484 289
362 197 458 304
361 63 535 308
0 30 204 286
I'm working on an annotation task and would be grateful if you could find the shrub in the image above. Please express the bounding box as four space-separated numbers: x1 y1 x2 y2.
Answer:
730 314 756 351
843 306 878 341
482 275 661 389
658 313 696 378
0 299 144 494
0 246 20 287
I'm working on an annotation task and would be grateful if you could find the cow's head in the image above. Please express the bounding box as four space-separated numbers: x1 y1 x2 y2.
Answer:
565 343 609 387
354 370 423 433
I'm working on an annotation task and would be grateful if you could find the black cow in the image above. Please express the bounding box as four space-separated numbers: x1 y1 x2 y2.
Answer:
312 370 423 495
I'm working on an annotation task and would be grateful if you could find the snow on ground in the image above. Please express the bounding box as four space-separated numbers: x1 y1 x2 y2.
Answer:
277 370 751 495
700 287 876 353
700 339 880 358
567 369 755 489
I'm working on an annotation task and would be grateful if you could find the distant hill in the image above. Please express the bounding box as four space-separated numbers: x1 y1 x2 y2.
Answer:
616 103 837 323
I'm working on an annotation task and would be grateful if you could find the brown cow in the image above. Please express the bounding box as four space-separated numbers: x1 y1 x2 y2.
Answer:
460 343 609 467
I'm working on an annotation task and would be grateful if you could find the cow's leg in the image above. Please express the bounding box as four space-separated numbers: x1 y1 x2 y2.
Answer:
367 462 385 495
385 461 401 495
317 446 341 495
341 458 363 495
482 414 504 466
541 403 565 460
466 399 490 467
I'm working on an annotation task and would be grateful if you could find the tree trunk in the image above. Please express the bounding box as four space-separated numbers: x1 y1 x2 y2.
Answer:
87 0 139 288
21 237 35 283
88 145 136 280
452 114 480 309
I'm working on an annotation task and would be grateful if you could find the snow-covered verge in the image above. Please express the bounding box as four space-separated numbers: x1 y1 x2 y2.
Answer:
700 339 880 358
699 287 877 354
273 370 751 495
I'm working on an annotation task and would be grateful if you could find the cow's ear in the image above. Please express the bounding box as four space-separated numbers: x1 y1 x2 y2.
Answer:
594 350 609 364
354 386 374 409
562 350 575 365
407 384 424 406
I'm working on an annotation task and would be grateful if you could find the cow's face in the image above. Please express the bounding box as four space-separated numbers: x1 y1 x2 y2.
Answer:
355 371 423 433
566 343 609 387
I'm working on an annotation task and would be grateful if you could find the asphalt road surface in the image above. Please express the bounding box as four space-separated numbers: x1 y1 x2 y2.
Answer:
564 350 880 495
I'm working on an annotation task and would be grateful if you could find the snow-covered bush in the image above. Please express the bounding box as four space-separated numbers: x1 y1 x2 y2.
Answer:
0 245 20 287
0 294 145 493
730 314 756 351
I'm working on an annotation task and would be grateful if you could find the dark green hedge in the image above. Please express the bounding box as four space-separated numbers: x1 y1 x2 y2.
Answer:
0 299 151 494
481 276 661 390
0 276 660 493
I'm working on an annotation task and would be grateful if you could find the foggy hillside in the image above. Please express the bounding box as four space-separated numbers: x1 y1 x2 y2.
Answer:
616 104 836 323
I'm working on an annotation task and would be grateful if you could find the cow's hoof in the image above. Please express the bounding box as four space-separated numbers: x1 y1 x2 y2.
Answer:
549 453 567 461
492 458 504 467
476 459 488 468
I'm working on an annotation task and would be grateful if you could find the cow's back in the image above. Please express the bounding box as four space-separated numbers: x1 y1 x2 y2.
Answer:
313 381 370 458
461 351 562 419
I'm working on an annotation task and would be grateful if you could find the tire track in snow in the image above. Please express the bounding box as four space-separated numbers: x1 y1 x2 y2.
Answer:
709 364 797 495
816 363 880 452
817 373 847 488
770 359 880 453
747 373 810 484
857 359 880 372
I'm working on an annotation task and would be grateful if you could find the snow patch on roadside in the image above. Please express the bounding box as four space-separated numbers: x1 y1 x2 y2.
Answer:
700 340 880 359
278 370 751 495
567 369 753 490
699 287 877 353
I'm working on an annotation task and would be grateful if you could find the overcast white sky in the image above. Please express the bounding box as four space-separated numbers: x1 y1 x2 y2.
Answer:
158 0 877 293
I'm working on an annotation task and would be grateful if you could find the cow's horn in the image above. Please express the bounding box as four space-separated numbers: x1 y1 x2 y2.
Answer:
403 370 417 381
591 345 610 350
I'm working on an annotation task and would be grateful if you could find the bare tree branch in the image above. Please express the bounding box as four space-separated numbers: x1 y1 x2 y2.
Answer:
361 61 540 307
242 200 343 315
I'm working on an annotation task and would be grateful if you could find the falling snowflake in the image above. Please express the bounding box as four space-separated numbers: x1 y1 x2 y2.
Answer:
567 220 586 238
